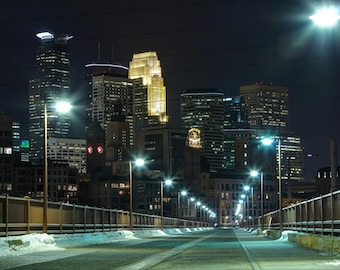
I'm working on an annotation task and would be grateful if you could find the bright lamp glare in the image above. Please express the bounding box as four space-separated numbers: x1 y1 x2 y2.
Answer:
135 158 145 167
309 7 340 27
55 101 72 113
164 179 172 186
243 185 250 191
250 170 259 177
261 138 274 146
181 190 188 196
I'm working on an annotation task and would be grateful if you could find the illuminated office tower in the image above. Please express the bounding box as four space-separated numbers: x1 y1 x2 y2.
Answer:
240 82 303 182
240 82 289 130
86 63 133 149
28 32 72 164
180 89 225 172
128 52 169 133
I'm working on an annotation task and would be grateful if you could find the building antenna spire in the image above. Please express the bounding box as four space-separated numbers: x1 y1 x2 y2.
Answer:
97 43 101 62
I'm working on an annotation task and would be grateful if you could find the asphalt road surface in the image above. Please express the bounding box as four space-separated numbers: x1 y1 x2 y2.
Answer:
2 228 340 269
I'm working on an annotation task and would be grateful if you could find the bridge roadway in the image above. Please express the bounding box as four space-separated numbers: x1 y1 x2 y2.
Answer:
2 228 340 270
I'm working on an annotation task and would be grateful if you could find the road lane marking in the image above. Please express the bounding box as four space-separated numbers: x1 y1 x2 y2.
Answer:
116 233 214 270
237 235 262 270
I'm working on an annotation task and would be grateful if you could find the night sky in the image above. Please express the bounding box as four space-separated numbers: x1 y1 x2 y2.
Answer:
1 0 340 180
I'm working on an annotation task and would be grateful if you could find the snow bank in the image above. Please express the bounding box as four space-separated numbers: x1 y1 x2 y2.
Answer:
0 228 213 257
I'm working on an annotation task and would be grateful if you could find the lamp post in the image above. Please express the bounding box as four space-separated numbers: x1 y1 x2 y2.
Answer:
244 185 254 229
278 139 282 232
129 158 145 231
43 101 71 233
250 170 264 230
261 137 282 232
161 178 172 229
43 103 48 233
189 197 195 219
196 201 202 222
178 190 187 218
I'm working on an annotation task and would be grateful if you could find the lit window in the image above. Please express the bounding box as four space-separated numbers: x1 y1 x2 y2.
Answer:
4 147 12 154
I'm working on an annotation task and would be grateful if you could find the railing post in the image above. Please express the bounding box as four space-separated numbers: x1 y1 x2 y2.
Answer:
102 207 104 232
72 204 75 233
320 196 324 235
331 192 334 237
93 208 96 232
59 202 63 233
27 197 31 234
84 205 87 233
5 194 9 237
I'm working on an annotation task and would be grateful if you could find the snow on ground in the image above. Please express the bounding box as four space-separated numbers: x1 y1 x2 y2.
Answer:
1 228 340 267
0 228 203 257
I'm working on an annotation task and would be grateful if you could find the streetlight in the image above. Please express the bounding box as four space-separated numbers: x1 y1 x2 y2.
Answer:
129 158 145 231
309 7 340 27
189 197 195 219
196 201 202 222
178 190 187 218
244 185 254 229
261 137 282 232
43 101 72 233
161 178 172 229
250 170 264 231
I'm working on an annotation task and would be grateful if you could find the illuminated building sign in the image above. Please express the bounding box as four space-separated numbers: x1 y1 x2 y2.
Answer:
20 140 30 149
187 128 202 148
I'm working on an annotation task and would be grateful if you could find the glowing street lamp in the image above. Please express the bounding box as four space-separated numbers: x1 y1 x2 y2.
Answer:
178 190 188 218
250 170 264 231
243 185 254 228
129 158 145 231
161 178 172 229
309 7 340 27
261 136 282 232
43 101 72 233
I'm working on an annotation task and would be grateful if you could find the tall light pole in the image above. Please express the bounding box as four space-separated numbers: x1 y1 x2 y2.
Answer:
161 178 172 229
250 170 264 231
43 103 48 233
278 138 282 232
129 158 145 231
43 101 72 233
261 137 282 232
178 190 187 218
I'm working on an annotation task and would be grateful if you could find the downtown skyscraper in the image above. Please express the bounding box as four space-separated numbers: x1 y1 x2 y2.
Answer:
240 82 303 181
180 89 225 172
86 63 134 150
28 32 72 164
128 51 169 134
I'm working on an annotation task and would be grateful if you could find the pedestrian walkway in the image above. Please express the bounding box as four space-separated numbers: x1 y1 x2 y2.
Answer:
234 229 340 269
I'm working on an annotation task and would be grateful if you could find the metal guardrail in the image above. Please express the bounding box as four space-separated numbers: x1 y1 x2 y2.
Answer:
0 195 209 236
260 189 340 236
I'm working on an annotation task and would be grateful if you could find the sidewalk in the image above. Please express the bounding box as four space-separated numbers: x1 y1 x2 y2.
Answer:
234 229 340 269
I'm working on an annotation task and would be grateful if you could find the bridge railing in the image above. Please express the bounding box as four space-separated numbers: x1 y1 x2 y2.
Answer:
260 189 340 236
0 195 209 236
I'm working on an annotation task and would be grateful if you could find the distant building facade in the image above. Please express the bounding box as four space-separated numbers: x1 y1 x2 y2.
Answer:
0 113 17 195
180 89 225 172
86 63 134 148
47 137 87 174
28 32 72 164
240 82 289 130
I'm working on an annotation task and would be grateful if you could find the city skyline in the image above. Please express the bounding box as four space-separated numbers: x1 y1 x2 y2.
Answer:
1 1 340 179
